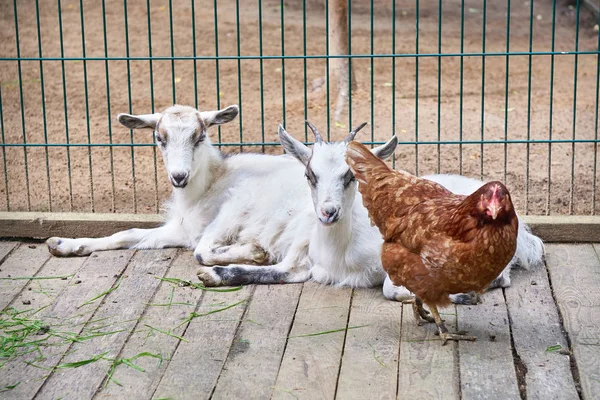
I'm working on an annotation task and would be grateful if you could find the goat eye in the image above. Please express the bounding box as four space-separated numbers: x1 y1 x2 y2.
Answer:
155 134 165 146
194 132 206 146
305 171 317 186
343 171 356 187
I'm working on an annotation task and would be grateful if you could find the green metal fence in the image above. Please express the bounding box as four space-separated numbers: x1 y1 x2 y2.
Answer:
0 0 598 216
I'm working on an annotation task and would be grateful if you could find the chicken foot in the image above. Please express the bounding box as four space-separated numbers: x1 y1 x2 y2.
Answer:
410 297 435 326
429 305 477 345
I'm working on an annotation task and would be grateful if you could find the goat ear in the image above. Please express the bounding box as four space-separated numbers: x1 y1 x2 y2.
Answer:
371 136 398 160
278 125 312 165
200 105 239 127
117 113 162 129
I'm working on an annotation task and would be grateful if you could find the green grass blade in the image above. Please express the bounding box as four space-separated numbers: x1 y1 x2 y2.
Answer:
78 276 123 308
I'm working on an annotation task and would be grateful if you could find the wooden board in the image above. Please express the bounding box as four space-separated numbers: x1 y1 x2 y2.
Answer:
336 288 401 400
0 212 162 239
504 265 579 399
0 253 87 397
457 289 521 400
97 251 205 399
0 250 136 400
272 282 352 400
2 212 599 243
0 243 50 310
211 284 303 400
545 244 600 399
151 285 252 400
0 241 18 264
398 304 458 400
34 249 177 400
522 215 600 243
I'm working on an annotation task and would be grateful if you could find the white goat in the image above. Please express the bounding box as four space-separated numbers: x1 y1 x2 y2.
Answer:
197 123 545 304
46 104 304 263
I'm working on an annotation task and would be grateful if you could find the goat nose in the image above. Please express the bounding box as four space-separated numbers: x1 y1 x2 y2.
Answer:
171 172 188 185
321 207 338 218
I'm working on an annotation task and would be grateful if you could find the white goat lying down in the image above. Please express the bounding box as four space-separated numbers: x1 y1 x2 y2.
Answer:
47 104 305 263
197 122 545 303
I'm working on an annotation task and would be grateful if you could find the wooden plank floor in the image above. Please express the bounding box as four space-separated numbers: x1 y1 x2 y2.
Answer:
0 241 598 400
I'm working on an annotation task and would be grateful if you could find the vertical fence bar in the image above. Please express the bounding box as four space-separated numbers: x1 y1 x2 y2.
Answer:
524 0 534 215
369 0 374 148
569 2 581 215
280 0 286 128
169 0 176 103
258 0 266 153
0 87 9 211
414 0 419 176
78 0 94 212
302 0 308 142
57 0 74 211
259 0 266 151
101 0 116 212
123 0 137 213
436 0 442 174
593 10 600 215
459 0 464 174
348 0 352 130
479 0 487 180
236 0 244 150
13 0 32 211
192 0 198 109
503 0 511 184
546 0 557 215
213 0 222 145
147 0 159 213
391 0 396 169
325 0 331 141
35 0 52 211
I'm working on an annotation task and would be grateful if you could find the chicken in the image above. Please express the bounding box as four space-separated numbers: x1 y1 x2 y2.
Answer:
345 141 518 344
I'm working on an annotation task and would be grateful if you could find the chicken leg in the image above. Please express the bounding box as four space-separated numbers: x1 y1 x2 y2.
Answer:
429 305 477 345
410 297 435 325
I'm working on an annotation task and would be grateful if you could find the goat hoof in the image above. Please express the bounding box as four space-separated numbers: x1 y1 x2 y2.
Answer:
450 292 482 305
46 237 68 257
197 267 221 287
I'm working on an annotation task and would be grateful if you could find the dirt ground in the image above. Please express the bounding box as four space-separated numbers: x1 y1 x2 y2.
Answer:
0 0 598 215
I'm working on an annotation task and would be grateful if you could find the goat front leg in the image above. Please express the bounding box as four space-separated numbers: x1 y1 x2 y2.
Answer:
197 263 310 286
46 223 188 257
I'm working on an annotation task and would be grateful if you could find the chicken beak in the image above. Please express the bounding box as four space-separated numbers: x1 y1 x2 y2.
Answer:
488 198 501 220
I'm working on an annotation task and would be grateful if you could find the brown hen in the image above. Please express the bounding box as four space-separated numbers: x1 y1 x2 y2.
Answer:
345 141 518 344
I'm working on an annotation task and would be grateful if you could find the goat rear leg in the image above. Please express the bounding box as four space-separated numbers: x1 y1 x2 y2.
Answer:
194 241 269 266
47 224 187 257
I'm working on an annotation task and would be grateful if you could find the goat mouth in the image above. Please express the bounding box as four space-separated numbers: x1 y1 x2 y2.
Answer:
171 180 188 188
319 215 340 226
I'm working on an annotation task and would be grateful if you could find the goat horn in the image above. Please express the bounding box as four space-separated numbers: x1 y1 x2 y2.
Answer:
344 122 368 143
305 120 324 144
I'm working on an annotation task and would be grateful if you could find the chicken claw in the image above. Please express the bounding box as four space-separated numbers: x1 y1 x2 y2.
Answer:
439 332 477 345
429 305 477 345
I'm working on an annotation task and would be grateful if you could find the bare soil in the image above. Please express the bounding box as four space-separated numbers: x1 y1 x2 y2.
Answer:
0 0 598 215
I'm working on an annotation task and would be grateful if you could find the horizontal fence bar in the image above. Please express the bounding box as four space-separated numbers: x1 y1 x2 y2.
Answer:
1 139 599 148
0 50 599 63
